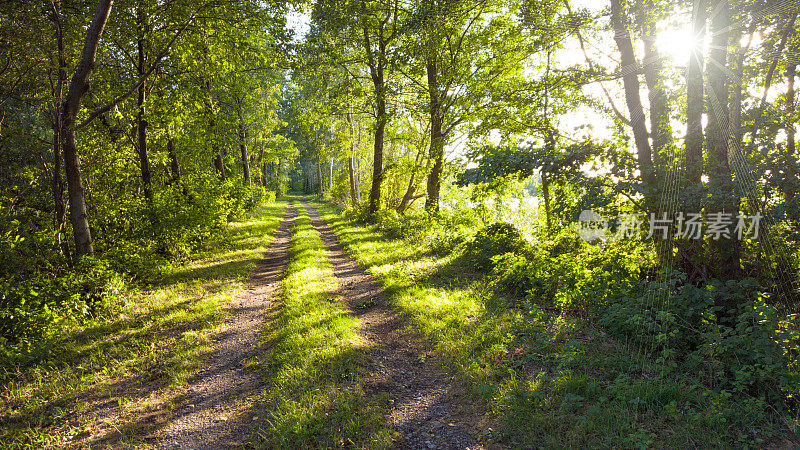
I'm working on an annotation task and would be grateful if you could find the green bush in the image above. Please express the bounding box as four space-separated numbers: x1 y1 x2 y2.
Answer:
487 231 651 314
602 275 800 403
373 209 403 237
463 222 530 271
0 258 126 347
264 189 277 204
0 176 268 350
490 252 533 297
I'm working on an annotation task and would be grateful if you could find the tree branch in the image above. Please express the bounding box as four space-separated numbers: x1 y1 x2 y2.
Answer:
75 3 211 131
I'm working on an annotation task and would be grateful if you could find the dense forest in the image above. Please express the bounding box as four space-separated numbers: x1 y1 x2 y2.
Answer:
2 0 800 447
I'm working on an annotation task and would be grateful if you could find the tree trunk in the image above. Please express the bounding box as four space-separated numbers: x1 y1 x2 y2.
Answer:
686 0 706 187
317 160 324 194
136 4 152 202
642 27 674 190
678 0 707 279
168 137 192 199
368 84 386 214
760 14 797 109
211 115 225 181
239 123 251 186
308 162 315 194
398 144 427 214
60 0 114 258
706 0 740 283
303 164 309 194
642 25 679 272
610 0 655 200
787 62 796 206
542 171 552 229
346 112 358 206
49 1 69 259
355 157 361 202
256 147 265 187
425 57 445 214
213 153 225 179
363 10 391 217
168 137 180 184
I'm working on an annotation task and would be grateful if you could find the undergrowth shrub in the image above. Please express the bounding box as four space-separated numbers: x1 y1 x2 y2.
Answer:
0 258 126 349
463 222 530 271
488 233 649 314
263 189 277 205
344 206 474 254
602 273 800 405
0 178 267 353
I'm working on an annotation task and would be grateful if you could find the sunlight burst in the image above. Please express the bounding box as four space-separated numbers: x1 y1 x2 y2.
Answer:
655 26 699 65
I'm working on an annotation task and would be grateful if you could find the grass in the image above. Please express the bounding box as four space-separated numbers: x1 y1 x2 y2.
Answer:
0 201 286 448
254 203 393 449
315 201 797 448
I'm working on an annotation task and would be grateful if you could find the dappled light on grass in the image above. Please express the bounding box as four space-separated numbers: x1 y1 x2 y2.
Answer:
255 204 392 448
317 202 798 447
0 202 286 447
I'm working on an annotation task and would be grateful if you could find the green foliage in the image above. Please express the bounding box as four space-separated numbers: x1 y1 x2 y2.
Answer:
0 175 270 349
0 258 126 350
488 233 649 313
463 222 530 271
456 144 537 187
603 275 800 404
345 205 477 255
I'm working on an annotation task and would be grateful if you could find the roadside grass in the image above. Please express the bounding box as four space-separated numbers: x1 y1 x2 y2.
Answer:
316 202 795 448
0 201 286 448
254 204 393 449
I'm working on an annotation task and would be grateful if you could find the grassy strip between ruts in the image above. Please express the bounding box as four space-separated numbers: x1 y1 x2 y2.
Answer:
254 203 393 449
0 201 286 448
315 202 796 448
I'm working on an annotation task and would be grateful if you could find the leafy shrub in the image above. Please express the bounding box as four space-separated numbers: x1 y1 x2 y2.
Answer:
487 231 650 314
0 175 268 350
463 222 530 271
421 211 475 254
263 189 277 204
0 258 126 347
373 209 404 237
490 252 533 297
602 274 800 403
343 207 471 255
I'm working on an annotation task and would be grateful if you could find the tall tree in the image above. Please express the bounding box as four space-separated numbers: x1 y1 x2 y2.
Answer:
360 0 400 215
136 2 153 202
705 0 740 282
311 0 402 215
48 0 70 257
405 0 529 213
685 0 706 189
610 0 655 201
60 0 115 257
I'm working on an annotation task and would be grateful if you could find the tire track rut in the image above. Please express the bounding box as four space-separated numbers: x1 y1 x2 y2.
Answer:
303 202 490 450
154 205 296 449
